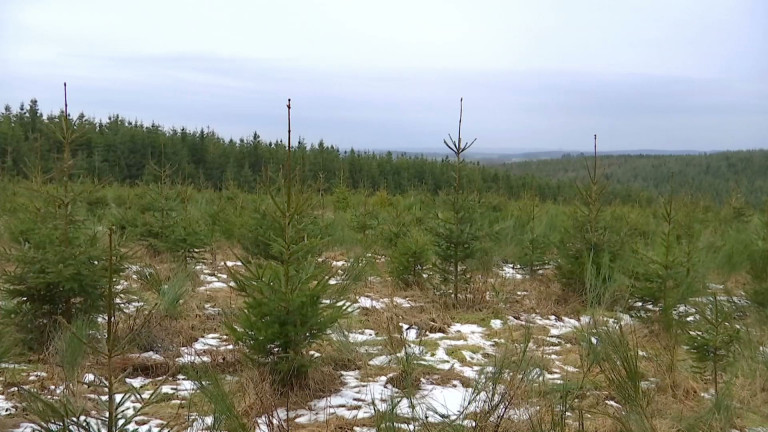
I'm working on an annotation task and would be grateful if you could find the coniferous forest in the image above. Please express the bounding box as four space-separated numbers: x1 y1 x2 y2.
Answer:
0 92 767 432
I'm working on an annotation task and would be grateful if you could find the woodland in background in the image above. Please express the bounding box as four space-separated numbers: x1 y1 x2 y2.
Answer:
1 99 766 207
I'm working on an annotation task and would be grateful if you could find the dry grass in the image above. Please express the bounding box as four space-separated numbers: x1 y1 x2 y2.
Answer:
5 241 767 431
213 363 343 420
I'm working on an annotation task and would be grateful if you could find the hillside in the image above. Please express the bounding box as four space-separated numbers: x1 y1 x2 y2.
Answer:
504 150 768 207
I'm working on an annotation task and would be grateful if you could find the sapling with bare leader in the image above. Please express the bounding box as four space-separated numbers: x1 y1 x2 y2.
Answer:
432 97 481 304
228 99 355 385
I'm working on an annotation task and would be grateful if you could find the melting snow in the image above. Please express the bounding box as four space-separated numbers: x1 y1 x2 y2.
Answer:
0 395 15 416
176 334 233 364
499 264 526 279
130 352 165 362
354 295 415 310
126 377 154 388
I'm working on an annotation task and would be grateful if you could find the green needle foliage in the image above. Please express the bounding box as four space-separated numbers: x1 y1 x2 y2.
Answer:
631 191 702 390
20 228 174 432
131 159 208 260
686 291 741 401
388 228 433 290
0 83 123 350
228 99 353 385
557 135 623 308
588 325 657 432
745 206 768 308
514 193 551 276
432 98 480 304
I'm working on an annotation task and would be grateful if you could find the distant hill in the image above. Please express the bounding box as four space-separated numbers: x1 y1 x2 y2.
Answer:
500 149 768 207
371 149 708 164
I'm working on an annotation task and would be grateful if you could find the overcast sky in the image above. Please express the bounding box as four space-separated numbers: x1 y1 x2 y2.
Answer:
1 1 766 152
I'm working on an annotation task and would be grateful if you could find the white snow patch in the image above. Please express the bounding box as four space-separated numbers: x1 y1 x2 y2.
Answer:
0 395 15 416
176 334 232 364
129 352 165 362
340 329 379 343
199 281 230 291
354 295 415 310
82 373 104 385
158 376 199 398
0 363 27 369
27 371 48 381
499 264 526 279
126 377 154 388
192 334 234 351
203 303 221 315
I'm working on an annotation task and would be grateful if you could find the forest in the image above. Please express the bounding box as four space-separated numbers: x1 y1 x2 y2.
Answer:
2 99 767 206
0 94 767 432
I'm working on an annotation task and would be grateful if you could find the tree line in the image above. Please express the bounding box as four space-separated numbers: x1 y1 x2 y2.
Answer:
0 99 572 200
2 99 766 207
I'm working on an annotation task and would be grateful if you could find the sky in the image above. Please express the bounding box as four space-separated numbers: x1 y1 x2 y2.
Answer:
0 0 766 153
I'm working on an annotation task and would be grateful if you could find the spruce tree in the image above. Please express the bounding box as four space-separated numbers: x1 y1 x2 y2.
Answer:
631 191 701 391
556 135 622 307
687 292 741 401
0 83 123 349
227 99 352 384
432 98 480 304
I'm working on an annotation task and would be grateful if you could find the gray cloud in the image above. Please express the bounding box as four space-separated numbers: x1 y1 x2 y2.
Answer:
1 0 766 153
4 57 765 153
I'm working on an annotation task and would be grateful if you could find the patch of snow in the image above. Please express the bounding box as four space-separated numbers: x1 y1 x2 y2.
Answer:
199 281 230 291
120 300 145 314
0 395 15 416
369 355 394 366
129 352 165 362
354 295 415 310
126 377 154 388
401 324 420 341
158 376 199 398
200 274 219 283
342 329 379 343
176 333 234 364
192 334 234 351
450 324 486 335
490 319 504 329
176 347 211 364
82 373 104 385
499 264 525 280
203 303 221 315
27 371 48 381
0 363 27 369
354 295 384 309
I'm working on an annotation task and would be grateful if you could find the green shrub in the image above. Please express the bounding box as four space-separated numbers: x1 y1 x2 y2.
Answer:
388 229 432 289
